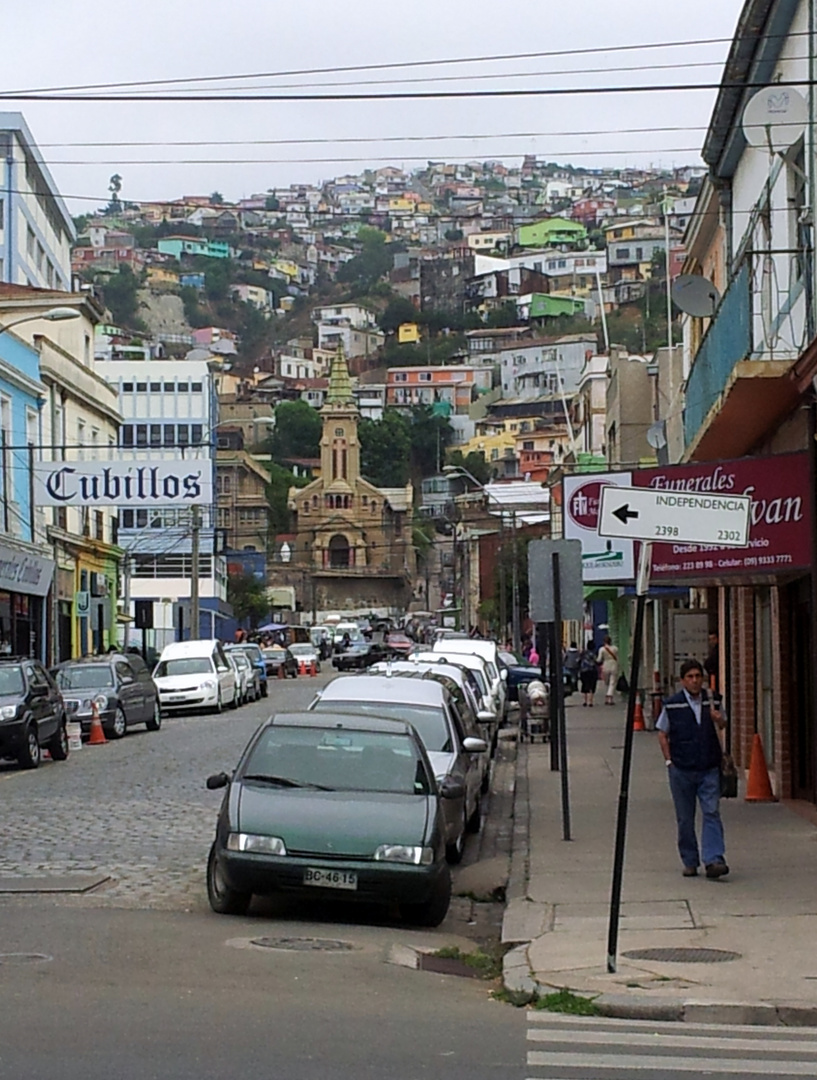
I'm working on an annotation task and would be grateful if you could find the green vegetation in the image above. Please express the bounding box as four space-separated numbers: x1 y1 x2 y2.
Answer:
265 461 310 536
531 988 601 1015
447 449 492 485
99 264 147 332
227 573 269 622
431 946 503 980
359 406 452 488
267 401 322 466
336 227 395 294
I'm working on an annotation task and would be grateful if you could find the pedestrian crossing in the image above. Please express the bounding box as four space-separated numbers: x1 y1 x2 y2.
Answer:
526 1013 817 1078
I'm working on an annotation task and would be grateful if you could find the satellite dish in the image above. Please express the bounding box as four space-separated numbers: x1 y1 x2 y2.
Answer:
742 86 807 153
671 274 721 317
646 421 668 450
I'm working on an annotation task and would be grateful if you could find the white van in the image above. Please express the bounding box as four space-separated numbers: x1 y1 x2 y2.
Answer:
153 640 237 713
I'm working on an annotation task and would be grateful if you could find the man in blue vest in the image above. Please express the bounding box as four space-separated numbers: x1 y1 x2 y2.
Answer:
656 659 728 879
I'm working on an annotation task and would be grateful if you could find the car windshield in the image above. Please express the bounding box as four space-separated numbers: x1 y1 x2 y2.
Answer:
243 726 430 795
289 645 313 657
312 701 451 752
154 658 212 677
232 645 262 663
56 665 115 690
263 648 285 658
0 665 24 695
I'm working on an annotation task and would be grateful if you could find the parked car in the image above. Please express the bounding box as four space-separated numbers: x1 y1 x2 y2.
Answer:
226 643 268 698
385 632 413 656
289 642 321 674
0 657 68 769
431 638 508 718
227 651 259 706
332 640 388 671
56 654 162 739
414 649 499 721
498 650 543 704
153 640 237 713
310 674 487 863
261 645 299 680
205 710 453 925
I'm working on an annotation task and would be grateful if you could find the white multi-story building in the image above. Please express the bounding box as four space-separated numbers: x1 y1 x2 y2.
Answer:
0 113 75 290
95 355 226 650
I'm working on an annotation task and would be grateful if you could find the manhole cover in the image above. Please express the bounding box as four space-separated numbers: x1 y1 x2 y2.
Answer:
0 953 52 965
623 947 740 963
249 936 355 952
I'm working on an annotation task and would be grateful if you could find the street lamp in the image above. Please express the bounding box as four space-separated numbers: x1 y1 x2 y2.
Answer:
443 465 520 650
0 307 81 335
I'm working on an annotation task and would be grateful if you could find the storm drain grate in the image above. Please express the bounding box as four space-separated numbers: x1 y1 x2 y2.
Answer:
623 947 740 964
249 936 355 952
0 953 52 965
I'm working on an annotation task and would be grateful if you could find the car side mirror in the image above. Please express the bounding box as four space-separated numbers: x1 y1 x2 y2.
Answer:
206 772 230 790
463 736 487 754
500 669 508 681
439 776 466 800
477 710 495 724
31 685 49 698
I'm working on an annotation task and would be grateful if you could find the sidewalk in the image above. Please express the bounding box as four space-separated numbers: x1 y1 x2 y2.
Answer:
502 699 817 1024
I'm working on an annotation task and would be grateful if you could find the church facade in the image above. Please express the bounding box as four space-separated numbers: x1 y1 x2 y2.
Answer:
288 348 415 614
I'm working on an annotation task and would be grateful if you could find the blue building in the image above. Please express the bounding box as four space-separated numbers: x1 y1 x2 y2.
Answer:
0 329 55 658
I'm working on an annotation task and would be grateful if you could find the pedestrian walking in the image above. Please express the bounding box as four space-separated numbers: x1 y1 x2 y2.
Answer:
656 658 729 879
578 640 599 706
597 635 620 704
563 641 581 694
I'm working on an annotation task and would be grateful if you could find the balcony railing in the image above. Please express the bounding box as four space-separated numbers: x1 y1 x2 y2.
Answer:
683 260 751 447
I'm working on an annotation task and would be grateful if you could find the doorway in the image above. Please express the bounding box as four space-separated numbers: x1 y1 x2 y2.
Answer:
788 579 815 802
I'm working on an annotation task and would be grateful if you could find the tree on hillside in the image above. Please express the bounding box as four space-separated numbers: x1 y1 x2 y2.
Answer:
447 448 492 485
336 227 393 293
266 461 310 535
359 411 411 487
101 264 146 331
409 406 453 478
268 401 322 465
227 572 269 623
106 174 123 214
378 297 421 335
210 191 225 205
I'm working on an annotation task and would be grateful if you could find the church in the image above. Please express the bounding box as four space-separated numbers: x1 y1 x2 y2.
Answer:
288 347 415 614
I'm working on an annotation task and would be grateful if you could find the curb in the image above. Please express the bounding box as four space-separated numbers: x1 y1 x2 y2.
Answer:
499 740 817 1027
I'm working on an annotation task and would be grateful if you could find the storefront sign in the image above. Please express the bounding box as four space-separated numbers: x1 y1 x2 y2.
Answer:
636 452 811 579
0 541 55 598
563 472 635 582
33 459 214 507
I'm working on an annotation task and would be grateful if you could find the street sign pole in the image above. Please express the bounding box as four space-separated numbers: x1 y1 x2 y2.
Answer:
606 541 652 973
547 622 560 772
552 551 571 841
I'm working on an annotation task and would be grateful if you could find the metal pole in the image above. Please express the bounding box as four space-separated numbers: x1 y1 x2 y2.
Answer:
511 509 521 655
664 186 673 353
547 622 560 772
499 514 508 646
552 551 571 841
606 541 651 973
122 557 132 650
191 504 200 641
28 443 35 540
1 430 8 534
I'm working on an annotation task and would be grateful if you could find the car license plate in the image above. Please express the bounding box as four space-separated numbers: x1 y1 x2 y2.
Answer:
168 695 187 702
303 868 357 890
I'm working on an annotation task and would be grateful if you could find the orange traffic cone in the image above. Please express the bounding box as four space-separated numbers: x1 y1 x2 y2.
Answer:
277 662 286 680
298 660 307 676
745 733 777 802
632 699 645 731
88 702 107 746
310 660 317 677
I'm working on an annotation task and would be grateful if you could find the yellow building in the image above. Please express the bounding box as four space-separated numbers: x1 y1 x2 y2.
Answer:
146 266 180 287
397 322 420 344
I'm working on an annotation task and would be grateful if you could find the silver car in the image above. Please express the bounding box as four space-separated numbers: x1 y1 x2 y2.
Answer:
310 673 486 863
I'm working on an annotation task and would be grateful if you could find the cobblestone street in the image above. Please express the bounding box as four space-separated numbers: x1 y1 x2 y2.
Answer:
0 675 332 911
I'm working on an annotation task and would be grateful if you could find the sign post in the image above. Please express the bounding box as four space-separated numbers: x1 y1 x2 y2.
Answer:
599 486 750 973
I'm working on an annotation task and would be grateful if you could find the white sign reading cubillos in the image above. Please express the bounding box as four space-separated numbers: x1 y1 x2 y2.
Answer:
33 459 214 507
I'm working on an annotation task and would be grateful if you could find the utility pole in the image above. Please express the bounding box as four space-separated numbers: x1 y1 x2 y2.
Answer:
511 509 521 655
190 504 200 641
122 556 133 649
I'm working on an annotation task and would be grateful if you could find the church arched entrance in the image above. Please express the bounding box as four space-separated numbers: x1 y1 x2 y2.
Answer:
328 533 351 568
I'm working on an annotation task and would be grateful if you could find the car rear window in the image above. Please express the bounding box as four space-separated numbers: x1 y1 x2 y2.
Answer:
56 665 115 690
311 700 451 753
244 726 430 795
0 666 24 695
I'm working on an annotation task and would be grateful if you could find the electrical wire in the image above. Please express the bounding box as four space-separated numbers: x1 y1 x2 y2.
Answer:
0 32 781 97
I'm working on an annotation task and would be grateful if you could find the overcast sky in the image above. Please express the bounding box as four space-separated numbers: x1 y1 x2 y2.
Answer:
3 0 747 211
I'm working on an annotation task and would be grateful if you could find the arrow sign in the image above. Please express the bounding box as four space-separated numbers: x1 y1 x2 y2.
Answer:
598 485 751 548
612 503 639 525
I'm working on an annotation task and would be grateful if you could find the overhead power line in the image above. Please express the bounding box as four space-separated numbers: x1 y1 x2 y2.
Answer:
0 33 769 97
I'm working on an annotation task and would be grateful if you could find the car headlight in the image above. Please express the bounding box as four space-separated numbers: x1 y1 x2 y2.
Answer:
93 694 109 711
201 679 217 692
0 704 18 720
226 833 287 855
373 844 433 866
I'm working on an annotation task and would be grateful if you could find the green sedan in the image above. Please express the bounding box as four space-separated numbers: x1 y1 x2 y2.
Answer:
205 711 458 926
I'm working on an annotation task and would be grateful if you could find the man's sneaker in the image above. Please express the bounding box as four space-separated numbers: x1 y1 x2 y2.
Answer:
682 866 698 877
705 860 729 879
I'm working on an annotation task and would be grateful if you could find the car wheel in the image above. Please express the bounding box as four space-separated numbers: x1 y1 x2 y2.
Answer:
17 723 41 770
48 720 70 761
145 701 162 732
214 690 223 715
403 869 451 927
107 706 127 740
229 688 240 710
206 845 251 916
466 794 482 834
445 816 467 865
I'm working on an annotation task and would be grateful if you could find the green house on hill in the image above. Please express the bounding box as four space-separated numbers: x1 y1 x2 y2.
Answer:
516 217 587 249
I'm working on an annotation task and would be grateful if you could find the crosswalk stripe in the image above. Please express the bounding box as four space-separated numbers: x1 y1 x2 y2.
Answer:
525 1013 817 1038
526 1050 817 1074
527 1027 817 1055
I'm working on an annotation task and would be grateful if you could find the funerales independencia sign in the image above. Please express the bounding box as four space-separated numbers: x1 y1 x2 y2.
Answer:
33 459 214 507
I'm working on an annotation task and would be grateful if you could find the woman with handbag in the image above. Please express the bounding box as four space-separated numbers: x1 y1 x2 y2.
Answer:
597 635 620 705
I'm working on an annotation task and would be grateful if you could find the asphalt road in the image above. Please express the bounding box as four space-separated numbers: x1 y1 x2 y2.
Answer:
0 670 528 1080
